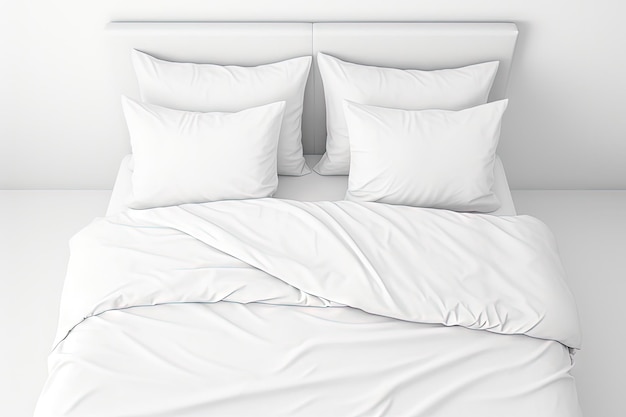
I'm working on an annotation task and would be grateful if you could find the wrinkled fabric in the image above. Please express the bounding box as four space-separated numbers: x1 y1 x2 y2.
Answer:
54 199 580 349
36 199 583 417
36 302 581 417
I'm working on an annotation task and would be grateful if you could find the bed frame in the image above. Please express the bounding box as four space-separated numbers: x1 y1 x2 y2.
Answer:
105 22 518 155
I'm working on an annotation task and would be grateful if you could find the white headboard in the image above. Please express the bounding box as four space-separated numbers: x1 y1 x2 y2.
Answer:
106 22 518 155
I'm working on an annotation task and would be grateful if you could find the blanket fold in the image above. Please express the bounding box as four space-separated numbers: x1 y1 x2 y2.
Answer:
55 199 581 349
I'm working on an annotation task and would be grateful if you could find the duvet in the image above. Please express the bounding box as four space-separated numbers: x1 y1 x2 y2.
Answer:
35 199 582 417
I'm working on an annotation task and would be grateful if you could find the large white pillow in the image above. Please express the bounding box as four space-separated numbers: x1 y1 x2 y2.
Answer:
131 50 311 176
121 96 286 209
344 99 509 212
315 52 499 175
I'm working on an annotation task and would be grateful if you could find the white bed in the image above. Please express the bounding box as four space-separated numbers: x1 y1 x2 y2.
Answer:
35 22 582 417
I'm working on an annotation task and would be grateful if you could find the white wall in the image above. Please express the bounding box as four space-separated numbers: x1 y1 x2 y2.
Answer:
2 0 625 189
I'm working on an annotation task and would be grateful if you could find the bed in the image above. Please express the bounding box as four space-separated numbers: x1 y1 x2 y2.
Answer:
34 22 582 417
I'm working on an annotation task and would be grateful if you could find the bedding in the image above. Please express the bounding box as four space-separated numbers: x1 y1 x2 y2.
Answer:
132 50 312 176
314 53 499 175
344 100 507 211
122 97 285 209
36 199 581 417
38 20 581 417
106 155 518 216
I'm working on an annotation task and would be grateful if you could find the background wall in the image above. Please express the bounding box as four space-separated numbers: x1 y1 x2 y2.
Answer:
1 0 625 189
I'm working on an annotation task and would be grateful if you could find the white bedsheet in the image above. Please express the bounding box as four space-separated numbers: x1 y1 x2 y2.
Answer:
36 199 581 416
106 154 517 216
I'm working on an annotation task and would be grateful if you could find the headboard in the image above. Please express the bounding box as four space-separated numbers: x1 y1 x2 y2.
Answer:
105 22 518 155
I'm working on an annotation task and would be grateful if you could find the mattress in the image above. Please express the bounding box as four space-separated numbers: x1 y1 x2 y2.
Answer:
106 154 517 216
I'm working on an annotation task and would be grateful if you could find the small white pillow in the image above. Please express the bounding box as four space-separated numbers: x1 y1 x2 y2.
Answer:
315 52 499 175
344 99 509 212
131 50 311 176
121 96 286 209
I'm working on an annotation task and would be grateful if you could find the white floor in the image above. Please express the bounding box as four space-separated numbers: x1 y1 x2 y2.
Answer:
511 191 626 417
1 190 624 417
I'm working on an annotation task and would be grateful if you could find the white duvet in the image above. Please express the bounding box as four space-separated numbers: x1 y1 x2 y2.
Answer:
36 199 582 417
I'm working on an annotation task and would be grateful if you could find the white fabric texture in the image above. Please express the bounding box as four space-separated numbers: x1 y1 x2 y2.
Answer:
36 303 581 417
131 50 312 176
37 199 582 416
122 97 285 209
314 52 499 175
53 199 580 349
344 100 508 212
106 154 518 216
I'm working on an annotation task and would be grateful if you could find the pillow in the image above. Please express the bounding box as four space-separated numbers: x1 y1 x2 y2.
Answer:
315 52 499 175
343 99 509 212
121 96 286 209
131 50 311 176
